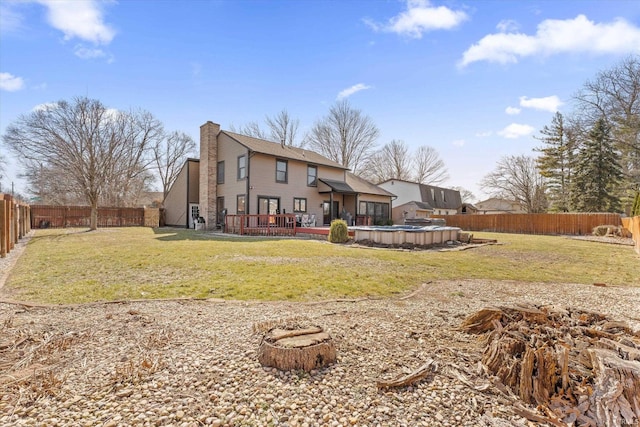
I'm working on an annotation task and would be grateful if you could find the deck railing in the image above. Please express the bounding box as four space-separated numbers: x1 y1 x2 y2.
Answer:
225 214 297 236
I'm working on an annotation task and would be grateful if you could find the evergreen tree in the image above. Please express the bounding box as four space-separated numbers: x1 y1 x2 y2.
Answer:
571 118 623 212
632 191 640 216
535 112 576 211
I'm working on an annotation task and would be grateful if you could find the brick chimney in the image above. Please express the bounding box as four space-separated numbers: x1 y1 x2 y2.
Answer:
199 121 220 229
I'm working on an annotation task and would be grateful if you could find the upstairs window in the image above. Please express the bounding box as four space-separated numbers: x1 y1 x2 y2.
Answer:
276 159 288 183
237 155 246 180
307 165 318 187
441 190 446 202
217 161 225 184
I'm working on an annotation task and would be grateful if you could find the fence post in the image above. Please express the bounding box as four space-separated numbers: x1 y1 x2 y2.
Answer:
0 198 6 258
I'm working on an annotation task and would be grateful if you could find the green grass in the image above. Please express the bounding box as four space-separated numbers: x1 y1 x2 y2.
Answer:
3 227 639 304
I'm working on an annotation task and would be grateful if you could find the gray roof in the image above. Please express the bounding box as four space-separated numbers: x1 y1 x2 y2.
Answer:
223 131 348 170
418 184 462 210
395 201 434 211
346 173 396 197
319 178 356 194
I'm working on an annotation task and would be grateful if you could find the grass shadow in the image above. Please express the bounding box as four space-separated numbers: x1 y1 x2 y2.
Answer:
151 226 294 243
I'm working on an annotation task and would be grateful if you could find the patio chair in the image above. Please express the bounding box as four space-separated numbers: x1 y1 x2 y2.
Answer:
300 214 310 227
308 214 316 227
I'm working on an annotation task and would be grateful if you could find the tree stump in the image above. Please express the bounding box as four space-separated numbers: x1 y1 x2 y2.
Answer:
462 304 640 427
258 326 337 372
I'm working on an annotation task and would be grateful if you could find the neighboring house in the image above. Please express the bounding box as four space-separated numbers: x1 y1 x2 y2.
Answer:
392 201 433 224
458 203 478 214
378 179 462 223
475 197 526 214
164 121 394 229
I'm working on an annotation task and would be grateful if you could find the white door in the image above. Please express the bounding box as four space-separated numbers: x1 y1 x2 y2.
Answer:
189 204 199 228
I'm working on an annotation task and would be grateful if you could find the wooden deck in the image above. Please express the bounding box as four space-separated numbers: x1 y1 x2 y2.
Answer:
224 214 355 238
225 214 297 236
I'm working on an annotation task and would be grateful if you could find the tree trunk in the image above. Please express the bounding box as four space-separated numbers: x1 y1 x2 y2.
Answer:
258 326 336 372
90 201 98 230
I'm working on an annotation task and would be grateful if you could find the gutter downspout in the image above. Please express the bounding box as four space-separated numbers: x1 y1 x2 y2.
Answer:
246 150 252 214
186 160 190 229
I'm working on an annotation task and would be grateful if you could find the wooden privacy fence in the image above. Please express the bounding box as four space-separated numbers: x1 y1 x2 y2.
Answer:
621 216 640 255
432 213 623 236
30 205 160 229
1 193 31 258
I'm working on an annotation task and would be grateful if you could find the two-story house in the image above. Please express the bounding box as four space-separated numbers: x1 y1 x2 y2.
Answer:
377 179 461 224
163 121 394 229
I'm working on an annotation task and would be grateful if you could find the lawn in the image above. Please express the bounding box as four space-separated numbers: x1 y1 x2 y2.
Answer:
3 227 639 304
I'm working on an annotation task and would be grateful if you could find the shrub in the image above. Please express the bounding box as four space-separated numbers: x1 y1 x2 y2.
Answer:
592 225 621 237
328 219 349 243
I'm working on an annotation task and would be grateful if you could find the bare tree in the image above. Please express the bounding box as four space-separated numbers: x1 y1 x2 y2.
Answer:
413 146 449 185
152 131 196 200
22 163 83 204
0 152 5 187
573 55 640 203
305 100 379 174
363 140 412 183
480 155 547 213
228 121 267 139
451 186 476 204
266 109 301 147
3 97 163 229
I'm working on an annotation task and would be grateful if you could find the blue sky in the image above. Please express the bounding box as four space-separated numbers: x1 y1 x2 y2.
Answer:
1 0 640 200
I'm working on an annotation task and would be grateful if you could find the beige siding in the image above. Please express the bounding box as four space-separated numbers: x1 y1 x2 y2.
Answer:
357 194 392 210
217 133 249 214
246 153 344 218
188 161 199 202
164 160 199 227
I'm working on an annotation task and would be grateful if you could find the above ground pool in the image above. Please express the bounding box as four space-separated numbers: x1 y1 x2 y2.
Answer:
351 225 461 246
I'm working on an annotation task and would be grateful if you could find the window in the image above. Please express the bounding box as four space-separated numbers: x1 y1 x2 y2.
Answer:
258 196 280 215
441 190 446 202
276 159 288 183
293 197 307 212
431 188 435 200
359 201 390 225
307 165 317 187
217 161 225 184
237 155 246 180
237 195 246 214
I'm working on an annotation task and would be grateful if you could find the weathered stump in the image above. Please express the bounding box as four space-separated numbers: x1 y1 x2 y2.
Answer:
462 304 640 427
258 326 336 372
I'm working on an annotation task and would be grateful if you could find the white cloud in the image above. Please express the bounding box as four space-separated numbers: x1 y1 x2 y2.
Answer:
73 44 114 63
337 83 372 100
452 139 465 147
0 72 25 91
519 95 562 112
496 19 519 33
498 123 535 139
74 45 106 59
33 102 58 112
0 3 24 34
365 0 468 39
37 0 115 44
505 106 521 115
460 14 640 67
